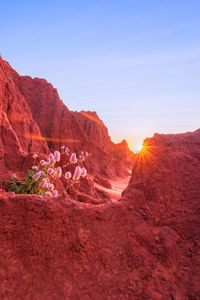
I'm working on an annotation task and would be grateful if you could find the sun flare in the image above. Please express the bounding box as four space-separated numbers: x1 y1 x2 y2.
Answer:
134 141 144 153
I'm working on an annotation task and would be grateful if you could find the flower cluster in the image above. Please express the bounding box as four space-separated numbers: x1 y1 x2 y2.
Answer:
6 146 90 197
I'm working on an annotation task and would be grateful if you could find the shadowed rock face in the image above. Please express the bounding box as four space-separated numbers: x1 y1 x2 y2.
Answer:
0 130 199 299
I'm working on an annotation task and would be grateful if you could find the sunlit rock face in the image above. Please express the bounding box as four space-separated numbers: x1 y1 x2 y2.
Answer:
0 130 199 299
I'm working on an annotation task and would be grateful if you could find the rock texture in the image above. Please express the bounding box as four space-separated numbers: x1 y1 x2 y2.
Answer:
94 174 112 189
73 111 111 152
0 130 200 299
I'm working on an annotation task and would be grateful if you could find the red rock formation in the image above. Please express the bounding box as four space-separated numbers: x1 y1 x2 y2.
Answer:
8 67 87 153
0 57 49 184
0 130 199 299
110 139 135 167
2 58 134 178
0 56 134 201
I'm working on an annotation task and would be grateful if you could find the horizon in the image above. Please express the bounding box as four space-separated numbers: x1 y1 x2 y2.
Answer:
1 0 200 151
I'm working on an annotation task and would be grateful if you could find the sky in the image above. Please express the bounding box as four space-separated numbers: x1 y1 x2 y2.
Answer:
1 0 200 151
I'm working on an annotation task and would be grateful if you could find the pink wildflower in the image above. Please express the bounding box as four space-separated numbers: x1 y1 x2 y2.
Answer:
55 167 62 178
73 166 82 181
33 153 38 159
46 183 54 191
60 145 65 153
61 146 65 154
65 171 72 180
40 160 45 166
70 153 77 164
44 161 50 167
52 190 58 197
54 151 60 162
49 183 54 191
79 153 84 161
81 168 87 177
32 166 38 171
33 172 41 181
45 183 50 190
47 168 54 175
49 154 56 165
39 178 48 188
65 147 70 155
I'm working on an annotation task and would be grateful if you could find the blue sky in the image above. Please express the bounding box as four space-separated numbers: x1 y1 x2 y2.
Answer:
1 0 200 150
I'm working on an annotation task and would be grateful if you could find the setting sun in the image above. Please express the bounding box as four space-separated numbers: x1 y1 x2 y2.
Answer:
127 138 146 153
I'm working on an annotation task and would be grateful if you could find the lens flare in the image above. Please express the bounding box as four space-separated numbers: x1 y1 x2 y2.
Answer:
24 133 80 143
